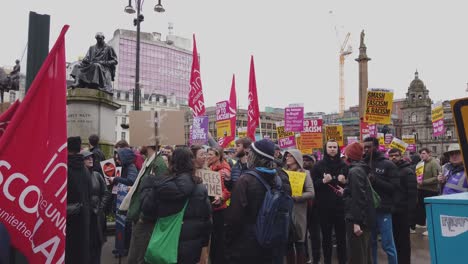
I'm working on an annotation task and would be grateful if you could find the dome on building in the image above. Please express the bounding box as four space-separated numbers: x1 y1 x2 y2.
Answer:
408 70 427 91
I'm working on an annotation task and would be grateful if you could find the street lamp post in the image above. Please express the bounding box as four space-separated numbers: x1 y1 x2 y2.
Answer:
125 0 165 111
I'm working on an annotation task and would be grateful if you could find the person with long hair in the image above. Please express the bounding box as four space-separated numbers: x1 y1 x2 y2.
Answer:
284 149 315 264
152 147 212 263
206 147 231 264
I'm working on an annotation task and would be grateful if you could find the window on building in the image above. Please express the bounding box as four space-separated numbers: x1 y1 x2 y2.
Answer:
267 123 272 129
122 117 127 124
261 123 266 129
115 117 118 126
121 132 126 140
122 105 127 114
432 146 437 153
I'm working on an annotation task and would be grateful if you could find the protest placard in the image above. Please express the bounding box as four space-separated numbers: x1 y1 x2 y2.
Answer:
390 137 408 153
285 170 307 197
112 167 122 194
364 88 394 124
238 127 247 138
196 169 223 196
129 110 185 146
325 124 344 146
285 104 304 132
301 118 323 149
432 101 445 137
276 121 296 148
416 162 424 183
385 134 393 149
100 158 116 177
216 100 230 121
403 134 417 152
191 116 208 145
347 136 359 145
216 119 231 139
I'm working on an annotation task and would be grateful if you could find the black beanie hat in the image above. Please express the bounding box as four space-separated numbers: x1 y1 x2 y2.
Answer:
67 136 82 153
250 139 275 161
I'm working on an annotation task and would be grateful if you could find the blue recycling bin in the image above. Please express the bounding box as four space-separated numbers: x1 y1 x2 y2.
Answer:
425 192 468 264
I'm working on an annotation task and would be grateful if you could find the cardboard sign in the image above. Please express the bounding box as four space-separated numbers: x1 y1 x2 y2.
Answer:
325 124 344 146
286 170 307 197
402 134 417 153
303 118 322 133
216 119 232 139
390 137 408 153
301 118 323 149
100 158 116 177
196 169 223 197
216 100 230 121
129 110 185 147
112 167 122 194
276 121 296 148
191 116 209 145
384 134 393 148
432 101 445 137
364 88 394 124
416 161 424 183
285 104 304 132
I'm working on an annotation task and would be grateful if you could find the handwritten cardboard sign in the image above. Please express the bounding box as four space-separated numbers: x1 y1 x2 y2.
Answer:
286 170 306 197
196 169 223 197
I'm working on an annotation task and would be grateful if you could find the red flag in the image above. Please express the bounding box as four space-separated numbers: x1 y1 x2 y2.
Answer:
247 56 260 141
0 25 69 264
220 74 237 147
188 34 205 117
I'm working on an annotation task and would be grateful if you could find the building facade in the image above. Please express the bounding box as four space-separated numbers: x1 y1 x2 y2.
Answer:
400 71 457 157
107 29 192 105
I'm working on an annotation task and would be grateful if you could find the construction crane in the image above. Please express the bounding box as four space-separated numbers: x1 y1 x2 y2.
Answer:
339 32 352 116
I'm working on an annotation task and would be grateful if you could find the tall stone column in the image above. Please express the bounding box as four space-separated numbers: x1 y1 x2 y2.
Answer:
355 30 371 119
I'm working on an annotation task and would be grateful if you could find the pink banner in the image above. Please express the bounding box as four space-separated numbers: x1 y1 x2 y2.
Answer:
303 118 322 133
279 135 296 149
432 120 445 137
216 100 230 121
285 106 304 132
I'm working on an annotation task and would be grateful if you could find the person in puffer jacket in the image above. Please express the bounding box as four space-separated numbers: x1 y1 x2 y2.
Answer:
110 148 138 186
207 147 231 264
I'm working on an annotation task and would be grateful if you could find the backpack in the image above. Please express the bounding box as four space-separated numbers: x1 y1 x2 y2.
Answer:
245 170 294 248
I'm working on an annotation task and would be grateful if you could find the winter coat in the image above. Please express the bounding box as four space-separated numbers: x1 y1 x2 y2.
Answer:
312 151 348 210
365 151 399 213
155 173 213 264
114 148 138 186
441 163 468 195
90 146 106 174
209 160 232 211
225 168 292 263
0 223 10 264
420 157 441 193
89 170 109 260
393 160 418 225
66 154 92 264
344 161 376 229
226 160 248 191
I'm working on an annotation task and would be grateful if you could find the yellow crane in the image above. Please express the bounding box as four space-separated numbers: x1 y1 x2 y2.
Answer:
339 32 352 116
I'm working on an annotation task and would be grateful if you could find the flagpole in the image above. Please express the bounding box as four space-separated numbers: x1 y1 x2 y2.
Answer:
259 115 263 138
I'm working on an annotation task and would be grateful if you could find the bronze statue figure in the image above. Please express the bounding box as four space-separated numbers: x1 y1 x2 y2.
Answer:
70 32 118 94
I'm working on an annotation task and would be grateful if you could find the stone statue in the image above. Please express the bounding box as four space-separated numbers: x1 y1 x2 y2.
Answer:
70 32 118 94
0 59 21 103
360 30 366 48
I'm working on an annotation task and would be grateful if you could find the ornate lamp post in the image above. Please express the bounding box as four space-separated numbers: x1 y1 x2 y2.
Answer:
124 0 165 111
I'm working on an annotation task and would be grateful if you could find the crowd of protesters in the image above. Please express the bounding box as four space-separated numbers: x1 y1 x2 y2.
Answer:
63 132 468 264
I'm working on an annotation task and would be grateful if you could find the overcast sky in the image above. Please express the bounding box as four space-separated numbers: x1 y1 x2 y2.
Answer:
2 0 467 113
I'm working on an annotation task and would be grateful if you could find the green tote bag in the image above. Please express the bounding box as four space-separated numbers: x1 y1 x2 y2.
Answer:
144 201 189 264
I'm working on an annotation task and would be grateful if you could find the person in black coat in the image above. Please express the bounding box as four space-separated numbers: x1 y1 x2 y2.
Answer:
343 142 375 264
66 137 92 264
0 223 10 264
311 140 348 264
149 147 212 264
225 139 292 264
388 148 417 264
363 137 399 264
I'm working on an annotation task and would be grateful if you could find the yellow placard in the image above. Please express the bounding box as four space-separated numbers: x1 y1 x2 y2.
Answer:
378 133 384 145
389 137 408 153
325 125 344 146
216 120 231 139
286 170 307 197
431 104 444 122
364 89 394 124
402 135 416 145
416 162 424 181
276 123 295 139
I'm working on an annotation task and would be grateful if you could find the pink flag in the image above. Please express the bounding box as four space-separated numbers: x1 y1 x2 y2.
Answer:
188 34 206 117
0 25 69 263
220 75 237 147
247 56 260 141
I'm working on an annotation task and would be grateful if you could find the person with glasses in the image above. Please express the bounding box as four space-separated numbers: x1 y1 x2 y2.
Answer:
438 144 468 195
388 148 417 264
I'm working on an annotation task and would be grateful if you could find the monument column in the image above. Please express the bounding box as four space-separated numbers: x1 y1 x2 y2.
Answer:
355 30 371 119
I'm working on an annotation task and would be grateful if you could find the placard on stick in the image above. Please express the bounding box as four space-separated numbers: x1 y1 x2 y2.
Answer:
129 110 185 146
196 169 223 197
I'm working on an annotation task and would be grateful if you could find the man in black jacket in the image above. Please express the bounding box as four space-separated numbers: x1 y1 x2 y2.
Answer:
389 148 417 264
89 134 106 174
343 142 375 264
363 137 399 264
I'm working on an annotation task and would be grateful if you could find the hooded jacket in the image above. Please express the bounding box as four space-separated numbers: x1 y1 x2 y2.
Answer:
344 161 376 229
114 148 138 186
365 151 399 213
312 145 348 210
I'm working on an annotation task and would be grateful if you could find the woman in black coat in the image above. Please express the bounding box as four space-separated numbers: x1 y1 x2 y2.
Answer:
152 147 212 264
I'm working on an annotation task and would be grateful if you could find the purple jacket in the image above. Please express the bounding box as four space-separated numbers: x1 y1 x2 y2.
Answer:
442 163 468 195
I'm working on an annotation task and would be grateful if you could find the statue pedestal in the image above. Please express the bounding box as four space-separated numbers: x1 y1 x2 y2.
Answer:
67 88 121 157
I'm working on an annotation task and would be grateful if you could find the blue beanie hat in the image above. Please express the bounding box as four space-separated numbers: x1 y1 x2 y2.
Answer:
250 139 275 161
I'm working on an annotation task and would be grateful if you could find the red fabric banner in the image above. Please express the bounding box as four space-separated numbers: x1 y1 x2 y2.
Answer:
0 25 69 264
188 34 206 117
220 74 237 147
247 56 260 141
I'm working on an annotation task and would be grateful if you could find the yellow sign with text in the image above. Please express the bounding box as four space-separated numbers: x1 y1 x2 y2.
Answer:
364 89 394 124
216 120 231 139
286 170 307 197
389 137 408 153
325 125 344 146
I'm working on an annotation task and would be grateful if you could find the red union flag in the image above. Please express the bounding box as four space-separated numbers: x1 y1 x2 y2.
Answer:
220 74 237 147
247 56 260 141
188 34 206 117
0 25 69 263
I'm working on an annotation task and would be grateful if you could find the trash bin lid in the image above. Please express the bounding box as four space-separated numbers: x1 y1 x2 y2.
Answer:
425 192 468 205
